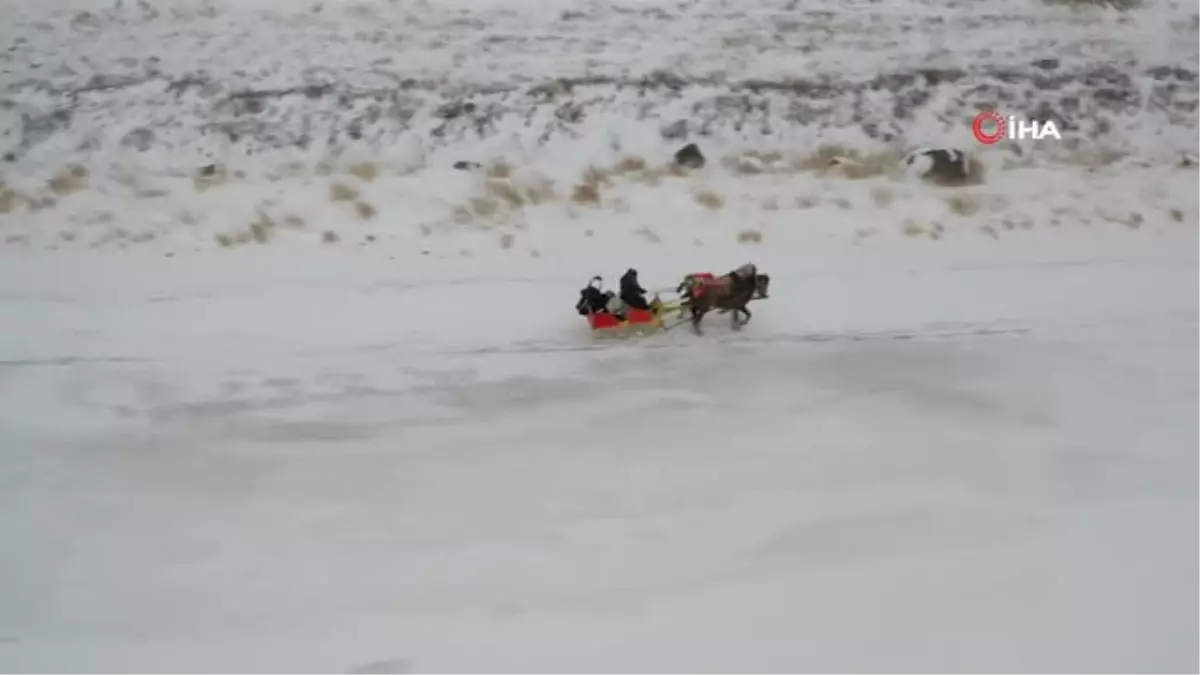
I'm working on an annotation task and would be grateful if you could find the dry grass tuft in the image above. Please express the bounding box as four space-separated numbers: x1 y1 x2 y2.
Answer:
486 162 512 180
737 229 764 244
469 196 499 217
791 145 901 180
630 166 665 186
213 211 278 248
271 160 309 181
1000 217 1034 231
499 232 515 250
748 150 784 164
1069 147 1127 168
1119 211 1144 229
724 154 768 175
523 177 556 205
1169 208 1185 223
613 155 647 174
870 186 895 208
1001 152 1036 171
634 226 662 243
30 196 57 212
330 182 360 202
1043 0 1141 9
584 165 613 185
192 165 228 192
282 214 307 230
134 186 170 199
0 183 17 214
487 179 525 208
901 220 925 237
48 164 89 195
347 162 379 182
761 196 780 211
945 195 983 216
249 211 276 244
570 165 612 205
571 182 601 204
980 224 1000 240
693 188 724 210
354 201 377 220
839 156 898 180
322 230 340 244
792 145 849 171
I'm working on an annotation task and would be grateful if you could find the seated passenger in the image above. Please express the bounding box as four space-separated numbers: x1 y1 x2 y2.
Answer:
619 268 652 311
576 277 613 315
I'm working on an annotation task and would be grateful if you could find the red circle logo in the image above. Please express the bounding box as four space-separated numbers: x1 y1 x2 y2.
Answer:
972 111 1006 145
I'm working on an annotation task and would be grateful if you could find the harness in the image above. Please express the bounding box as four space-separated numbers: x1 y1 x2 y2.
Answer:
684 272 718 298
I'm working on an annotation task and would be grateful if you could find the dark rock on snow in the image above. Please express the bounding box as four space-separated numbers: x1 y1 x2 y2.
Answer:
674 142 705 169
904 147 981 186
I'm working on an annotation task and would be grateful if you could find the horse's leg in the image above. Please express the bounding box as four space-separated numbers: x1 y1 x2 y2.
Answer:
691 305 705 335
739 305 753 326
730 305 742 330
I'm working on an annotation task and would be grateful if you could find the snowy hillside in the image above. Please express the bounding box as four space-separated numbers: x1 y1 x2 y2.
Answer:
0 0 1197 672
1 0 1197 253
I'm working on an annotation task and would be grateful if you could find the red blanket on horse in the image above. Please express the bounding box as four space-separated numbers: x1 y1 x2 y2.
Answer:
684 272 719 298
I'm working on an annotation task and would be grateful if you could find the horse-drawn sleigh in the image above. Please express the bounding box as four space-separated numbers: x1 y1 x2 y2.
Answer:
575 264 770 337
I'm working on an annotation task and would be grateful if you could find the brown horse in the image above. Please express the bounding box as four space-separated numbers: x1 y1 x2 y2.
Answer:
677 266 771 335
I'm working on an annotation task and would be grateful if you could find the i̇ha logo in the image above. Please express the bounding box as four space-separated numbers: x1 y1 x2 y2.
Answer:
972 110 1062 145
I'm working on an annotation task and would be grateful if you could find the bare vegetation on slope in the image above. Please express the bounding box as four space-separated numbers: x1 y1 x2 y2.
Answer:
1043 0 1142 9
48 165 89 196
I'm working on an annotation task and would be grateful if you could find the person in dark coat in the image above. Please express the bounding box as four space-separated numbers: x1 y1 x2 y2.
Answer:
576 275 614 315
619 268 652 310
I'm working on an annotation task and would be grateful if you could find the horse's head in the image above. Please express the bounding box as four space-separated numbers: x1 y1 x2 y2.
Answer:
754 272 770 299
678 273 708 295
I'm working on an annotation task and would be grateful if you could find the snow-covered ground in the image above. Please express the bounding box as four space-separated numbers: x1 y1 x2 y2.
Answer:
1 226 1196 673
1 0 1197 672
